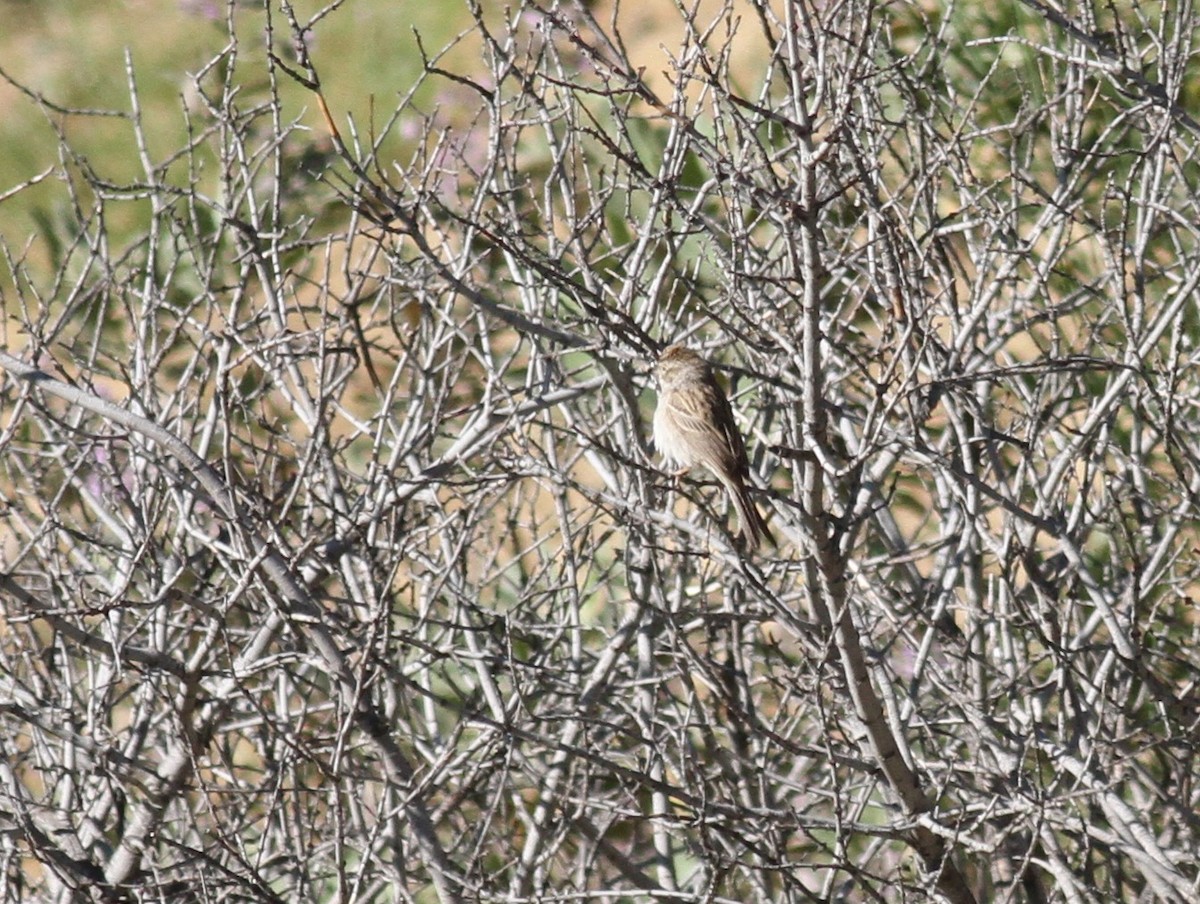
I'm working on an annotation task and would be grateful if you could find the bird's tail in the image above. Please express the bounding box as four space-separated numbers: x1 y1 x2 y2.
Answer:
725 477 772 549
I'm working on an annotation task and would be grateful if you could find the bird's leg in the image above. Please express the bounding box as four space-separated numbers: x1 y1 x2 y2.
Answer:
668 465 689 492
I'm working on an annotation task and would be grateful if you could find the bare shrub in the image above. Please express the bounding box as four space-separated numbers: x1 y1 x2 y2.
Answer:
2 1 1200 901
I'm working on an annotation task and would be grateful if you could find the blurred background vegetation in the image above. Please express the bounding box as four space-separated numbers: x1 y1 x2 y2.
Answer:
0 0 473 291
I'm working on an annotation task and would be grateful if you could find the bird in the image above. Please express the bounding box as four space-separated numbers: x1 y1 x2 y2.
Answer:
653 343 771 548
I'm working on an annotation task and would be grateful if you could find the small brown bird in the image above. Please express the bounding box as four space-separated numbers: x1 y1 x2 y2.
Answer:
653 344 771 548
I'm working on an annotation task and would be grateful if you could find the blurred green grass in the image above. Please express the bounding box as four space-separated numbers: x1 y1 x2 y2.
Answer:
0 0 473 292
